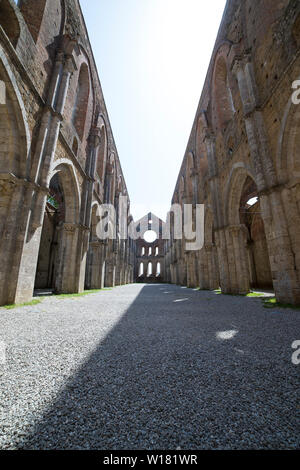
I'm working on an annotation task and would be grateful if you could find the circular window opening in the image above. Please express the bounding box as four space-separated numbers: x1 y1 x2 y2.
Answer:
143 230 157 243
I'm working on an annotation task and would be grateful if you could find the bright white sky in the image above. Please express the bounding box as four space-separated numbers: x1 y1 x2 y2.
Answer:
80 0 226 221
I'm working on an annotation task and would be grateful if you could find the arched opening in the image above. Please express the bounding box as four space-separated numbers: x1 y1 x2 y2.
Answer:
155 246 159 256
0 64 28 180
138 262 144 277
238 176 272 289
147 262 153 277
105 153 115 204
72 64 90 141
149 247 152 256
0 56 31 306
34 173 64 291
96 122 107 183
186 152 195 202
35 164 79 293
156 262 161 277
195 114 209 180
213 57 235 132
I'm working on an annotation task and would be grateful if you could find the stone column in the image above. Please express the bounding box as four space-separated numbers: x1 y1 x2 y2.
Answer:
0 177 47 305
227 225 250 294
198 248 206 290
205 244 219 290
186 252 197 288
215 228 231 294
54 223 79 294
86 241 105 290
105 258 116 287
205 133 223 227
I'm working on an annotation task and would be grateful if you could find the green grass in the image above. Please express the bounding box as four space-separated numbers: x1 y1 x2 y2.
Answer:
1 288 114 309
54 288 112 299
214 289 222 295
2 299 43 310
213 289 264 297
262 297 300 310
246 292 265 298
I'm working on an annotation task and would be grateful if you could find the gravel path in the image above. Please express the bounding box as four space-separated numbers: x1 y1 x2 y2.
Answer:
0 284 299 450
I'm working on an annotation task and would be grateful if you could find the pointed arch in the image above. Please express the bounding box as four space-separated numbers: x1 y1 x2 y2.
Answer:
72 63 90 140
211 45 235 132
224 163 256 226
0 46 30 178
277 94 300 181
156 262 161 276
96 115 108 183
138 262 144 277
49 160 80 224
195 112 209 179
147 262 153 277
90 202 101 241
186 151 195 202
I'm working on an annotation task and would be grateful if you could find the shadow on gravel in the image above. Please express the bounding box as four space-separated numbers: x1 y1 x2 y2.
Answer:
17 285 300 450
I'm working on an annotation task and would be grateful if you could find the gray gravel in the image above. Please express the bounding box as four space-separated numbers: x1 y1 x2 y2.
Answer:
0 283 299 450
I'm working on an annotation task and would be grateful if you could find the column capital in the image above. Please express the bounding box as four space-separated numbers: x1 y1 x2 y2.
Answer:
204 130 215 144
231 53 251 75
88 126 101 148
60 33 79 57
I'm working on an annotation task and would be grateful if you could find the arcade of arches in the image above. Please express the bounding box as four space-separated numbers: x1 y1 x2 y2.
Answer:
1 0 300 306
0 0 135 306
163 0 300 306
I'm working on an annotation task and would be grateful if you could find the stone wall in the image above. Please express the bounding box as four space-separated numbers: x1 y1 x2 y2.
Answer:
134 212 166 283
165 0 300 305
0 0 134 306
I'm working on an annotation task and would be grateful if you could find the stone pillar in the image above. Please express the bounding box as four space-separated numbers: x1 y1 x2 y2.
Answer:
281 186 300 273
105 259 116 287
215 228 231 293
260 190 300 303
86 241 105 289
205 133 223 228
206 244 219 290
54 223 79 294
115 257 121 286
198 248 206 290
227 225 250 294
186 252 197 288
